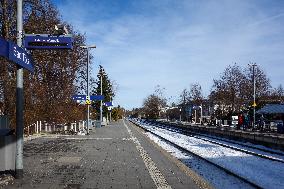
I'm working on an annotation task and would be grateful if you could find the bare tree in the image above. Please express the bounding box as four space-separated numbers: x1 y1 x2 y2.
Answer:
143 86 167 119
190 83 203 105
209 63 271 119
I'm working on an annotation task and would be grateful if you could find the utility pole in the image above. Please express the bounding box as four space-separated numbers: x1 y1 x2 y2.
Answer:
100 66 103 127
86 48 90 134
80 45 96 134
179 108 181 122
200 105 203 125
252 63 257 130
109 96 112 122
16 0 24 179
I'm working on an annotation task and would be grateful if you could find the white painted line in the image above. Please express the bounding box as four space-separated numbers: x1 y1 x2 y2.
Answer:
54 137 114 140
123 119 172 189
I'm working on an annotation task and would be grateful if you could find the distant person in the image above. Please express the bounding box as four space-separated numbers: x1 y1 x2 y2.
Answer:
243 114 250 131
237 113 243 130
259 114 265 131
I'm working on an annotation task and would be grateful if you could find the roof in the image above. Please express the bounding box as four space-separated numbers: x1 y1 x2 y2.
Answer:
256 104 284 114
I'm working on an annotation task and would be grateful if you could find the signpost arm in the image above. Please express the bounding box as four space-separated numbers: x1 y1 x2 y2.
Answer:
15 0 24 179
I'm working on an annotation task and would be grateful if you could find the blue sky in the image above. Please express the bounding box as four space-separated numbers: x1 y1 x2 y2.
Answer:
52 0 284 110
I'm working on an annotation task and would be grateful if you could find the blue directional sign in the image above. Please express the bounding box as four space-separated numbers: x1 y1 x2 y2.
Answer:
9 42 34 72
24 35 73 49
72 95 86 101
72 95 104 102
0 37 34 72
104 102 113 107
90 95 104 101
0 38 9 58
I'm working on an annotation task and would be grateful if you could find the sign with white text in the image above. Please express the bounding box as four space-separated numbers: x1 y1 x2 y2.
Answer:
0 37 34 72
104 102 113 107
24 35 73 49
9 42 34 72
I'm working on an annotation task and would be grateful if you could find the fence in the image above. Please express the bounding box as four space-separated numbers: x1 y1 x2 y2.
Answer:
24 120 89 135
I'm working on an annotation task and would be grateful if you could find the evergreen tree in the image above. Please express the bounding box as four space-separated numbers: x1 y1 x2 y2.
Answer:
91 65 115 119
111 105 124 121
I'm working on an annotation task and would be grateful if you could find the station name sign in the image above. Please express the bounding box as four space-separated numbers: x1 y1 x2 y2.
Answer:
24 34 73 49
9 42 34 72
0 37 34 72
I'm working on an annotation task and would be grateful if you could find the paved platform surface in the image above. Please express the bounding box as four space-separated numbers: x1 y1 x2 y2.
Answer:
4 119 211 189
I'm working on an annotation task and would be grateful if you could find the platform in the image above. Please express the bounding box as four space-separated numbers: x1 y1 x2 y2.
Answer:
5 119 210 189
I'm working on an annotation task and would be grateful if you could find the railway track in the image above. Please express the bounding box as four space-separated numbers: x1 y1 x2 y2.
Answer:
147 122 284 163
128 119 283 189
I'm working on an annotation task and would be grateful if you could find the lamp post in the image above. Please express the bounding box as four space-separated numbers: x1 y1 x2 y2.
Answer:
80 45 96 134
249 63 257 130
199 105 203 125
110 96 112 122
179 108 182 122
99 65 104 127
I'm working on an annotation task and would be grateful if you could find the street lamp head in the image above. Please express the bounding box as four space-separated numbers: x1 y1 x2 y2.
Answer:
80 45 96 49
89 45 96 48
54 24 69 35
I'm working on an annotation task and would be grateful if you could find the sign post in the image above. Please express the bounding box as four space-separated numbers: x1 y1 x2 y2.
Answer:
0 2 34 179
71 95 104 133
3 1 72 179
15 0 24 179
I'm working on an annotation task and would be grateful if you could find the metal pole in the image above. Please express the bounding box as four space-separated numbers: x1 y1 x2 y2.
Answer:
110 96 112 122
100 72 103 127
253 64 256 130
16 0 24 179
179 109 181 122
195 109 197 124
86 48 89 134
200 105 203 125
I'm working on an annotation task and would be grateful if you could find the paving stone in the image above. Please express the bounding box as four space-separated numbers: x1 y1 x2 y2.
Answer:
3 120 208 189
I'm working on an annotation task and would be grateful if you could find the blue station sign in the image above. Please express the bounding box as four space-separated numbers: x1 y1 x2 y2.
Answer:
72 95 104 101
0 38 9 58
90 95 104 101
9 42 34 72
24 35 73 49
104 102 113 107
72 95 86 101
0 37 34 72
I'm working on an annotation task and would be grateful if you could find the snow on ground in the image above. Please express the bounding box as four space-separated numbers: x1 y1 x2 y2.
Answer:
195 135 284 161
146 132 255 189
141 123 284 189
195 133 284 157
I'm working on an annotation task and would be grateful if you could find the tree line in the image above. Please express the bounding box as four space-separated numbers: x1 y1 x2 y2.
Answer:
131 63 283 121
0 0 121 130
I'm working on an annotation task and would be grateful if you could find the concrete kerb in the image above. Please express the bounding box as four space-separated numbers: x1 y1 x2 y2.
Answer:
24 133 72 141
